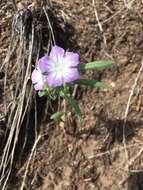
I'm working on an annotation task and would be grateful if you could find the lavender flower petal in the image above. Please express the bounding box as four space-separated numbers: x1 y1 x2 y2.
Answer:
46 73 63 87
38 56 49 73
64 52 79 67
63 68 79 83
34 83 43 91
31 68 44 90
49 45 65 62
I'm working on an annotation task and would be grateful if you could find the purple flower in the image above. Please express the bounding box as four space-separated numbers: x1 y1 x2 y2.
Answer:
31 45 79 90
46 46 79 87
31 56 49 90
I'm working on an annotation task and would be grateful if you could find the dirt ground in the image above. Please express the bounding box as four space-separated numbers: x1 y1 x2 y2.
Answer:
1 0 143 189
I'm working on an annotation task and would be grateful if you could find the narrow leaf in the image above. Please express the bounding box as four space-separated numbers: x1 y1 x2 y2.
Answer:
74 79 111 88
50 111 64 120
78 60 114 71
69 98 81 119
61 92 81 119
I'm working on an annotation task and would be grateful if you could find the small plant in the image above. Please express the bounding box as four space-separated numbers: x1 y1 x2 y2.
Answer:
31 45 114 120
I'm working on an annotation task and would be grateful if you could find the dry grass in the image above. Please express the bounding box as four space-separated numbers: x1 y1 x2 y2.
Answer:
0 20 34 190
0 1 54 189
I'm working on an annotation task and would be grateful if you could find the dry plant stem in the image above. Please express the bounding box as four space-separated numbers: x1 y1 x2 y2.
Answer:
20 135 41 190
20 86 33 125
20 87 33 156
119 138 143 185
43 6 56 45
3 37 19 115
123 0 129 9
63 98 67 129
34 96 38 140
122 59 143 170
0 25 35 190
123 0 136 9
92 0 107 47
94 0 135 28
72 84 78 98
2 35 24 178
104 0 113 6
88 142 143 159
0 38 18 72
3 62 9 115
127 146 143 169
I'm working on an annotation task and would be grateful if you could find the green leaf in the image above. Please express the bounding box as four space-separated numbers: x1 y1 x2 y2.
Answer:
78 60 114 71
74 79 111 88
50 111 64 121
60 92 81 119
38 91 46 97
68 98 81 119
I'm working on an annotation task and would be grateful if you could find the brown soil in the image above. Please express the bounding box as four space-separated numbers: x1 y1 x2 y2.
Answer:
1 0 143 190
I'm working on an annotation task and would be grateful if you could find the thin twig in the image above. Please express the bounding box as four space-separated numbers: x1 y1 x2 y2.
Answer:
123 0 130 9
92 0 107 47
20 135 41 190
43 6 56 45
122 59 143 169
88 142 143 159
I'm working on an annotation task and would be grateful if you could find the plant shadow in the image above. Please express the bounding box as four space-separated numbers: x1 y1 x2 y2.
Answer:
128 172 143 190
75 117 143 144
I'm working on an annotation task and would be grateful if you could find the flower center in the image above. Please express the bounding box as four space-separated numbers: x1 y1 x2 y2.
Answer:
55 64 64 72
52 60 68 75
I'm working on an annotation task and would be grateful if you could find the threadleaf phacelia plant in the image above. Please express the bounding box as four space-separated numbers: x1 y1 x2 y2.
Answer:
31 45 114 120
